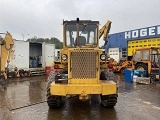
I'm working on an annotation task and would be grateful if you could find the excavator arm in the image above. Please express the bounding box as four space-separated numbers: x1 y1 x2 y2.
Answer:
0 31 14 79
99 20 112 45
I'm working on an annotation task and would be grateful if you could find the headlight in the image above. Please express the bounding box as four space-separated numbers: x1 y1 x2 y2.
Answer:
100 54 106 61
61 54 67 60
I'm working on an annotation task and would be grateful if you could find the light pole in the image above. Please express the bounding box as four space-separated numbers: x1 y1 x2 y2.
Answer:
22 34 25 41
27 34 31 42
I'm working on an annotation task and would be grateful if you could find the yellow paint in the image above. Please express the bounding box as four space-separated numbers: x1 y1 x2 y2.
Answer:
50 81 117 96
51 19 117 98
128 38 160 56
101 81 117 95
0 32 14 79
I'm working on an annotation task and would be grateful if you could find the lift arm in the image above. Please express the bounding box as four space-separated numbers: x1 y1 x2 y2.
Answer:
99 20 112 44
0 31 14 79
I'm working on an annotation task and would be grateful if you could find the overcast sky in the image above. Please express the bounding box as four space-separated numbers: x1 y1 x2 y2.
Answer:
0 0 160 46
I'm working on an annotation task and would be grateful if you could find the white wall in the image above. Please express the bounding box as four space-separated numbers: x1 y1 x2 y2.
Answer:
9 41 29 71
108 47 120 63
42 43 55 67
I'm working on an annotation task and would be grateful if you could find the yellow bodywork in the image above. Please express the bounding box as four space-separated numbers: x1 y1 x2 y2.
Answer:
50 81 117 96
128 38 160 56
51 48 117 96
0 32 14 79
50 19 117 100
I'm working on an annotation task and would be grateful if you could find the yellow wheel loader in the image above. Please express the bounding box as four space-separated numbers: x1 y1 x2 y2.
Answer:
0 32 14 86
132 47 160 76
47 18 118 108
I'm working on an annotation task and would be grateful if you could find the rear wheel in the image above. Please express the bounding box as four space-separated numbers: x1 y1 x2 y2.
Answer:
100 94 117 108
135 63 148 75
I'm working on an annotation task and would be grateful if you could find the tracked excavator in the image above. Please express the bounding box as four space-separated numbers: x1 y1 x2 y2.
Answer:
47 18 118 108
0 32 14 85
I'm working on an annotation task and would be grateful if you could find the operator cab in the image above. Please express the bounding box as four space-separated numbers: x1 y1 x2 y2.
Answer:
151 49 160 67
64 19 99 48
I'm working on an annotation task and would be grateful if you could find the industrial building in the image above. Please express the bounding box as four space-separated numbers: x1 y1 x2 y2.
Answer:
106 25 160 62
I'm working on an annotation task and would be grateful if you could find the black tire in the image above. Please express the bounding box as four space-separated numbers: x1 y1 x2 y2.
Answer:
100 71 107 80
101 94 117 108
150 75 156 81
47 87 64 108
135 63 148 75
46 70 64 108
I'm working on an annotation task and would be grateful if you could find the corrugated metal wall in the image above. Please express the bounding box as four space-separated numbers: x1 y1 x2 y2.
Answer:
106 25 160 52
106 32 126 52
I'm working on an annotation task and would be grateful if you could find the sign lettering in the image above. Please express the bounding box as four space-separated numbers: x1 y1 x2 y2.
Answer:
124 26 160 39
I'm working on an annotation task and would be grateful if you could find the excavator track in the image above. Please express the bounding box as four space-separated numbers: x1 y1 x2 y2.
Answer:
101 94 117 108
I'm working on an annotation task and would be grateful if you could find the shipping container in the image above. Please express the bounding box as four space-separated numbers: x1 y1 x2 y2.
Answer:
9 41 29 71
9 40 55 72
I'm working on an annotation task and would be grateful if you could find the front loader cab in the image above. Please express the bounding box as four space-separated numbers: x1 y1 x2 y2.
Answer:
63 19 99 49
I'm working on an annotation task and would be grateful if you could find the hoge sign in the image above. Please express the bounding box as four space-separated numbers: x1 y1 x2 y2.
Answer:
125 26 160 39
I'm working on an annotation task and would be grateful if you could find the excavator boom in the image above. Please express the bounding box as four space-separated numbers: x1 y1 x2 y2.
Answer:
0 31 14 79
99 20 112 44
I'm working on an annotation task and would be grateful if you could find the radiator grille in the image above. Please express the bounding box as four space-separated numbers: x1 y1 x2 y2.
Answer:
71 51 97 79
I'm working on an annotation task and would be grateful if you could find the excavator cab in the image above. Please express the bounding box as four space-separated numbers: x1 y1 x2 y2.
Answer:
47 18 118 108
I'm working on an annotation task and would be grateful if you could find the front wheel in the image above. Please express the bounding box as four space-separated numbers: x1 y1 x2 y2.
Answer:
100 94 118 108
46 71 65 108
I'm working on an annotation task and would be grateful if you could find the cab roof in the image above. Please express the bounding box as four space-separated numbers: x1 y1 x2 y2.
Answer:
63 20 99 24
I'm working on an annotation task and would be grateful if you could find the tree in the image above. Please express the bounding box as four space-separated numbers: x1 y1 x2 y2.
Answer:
26 37 63 49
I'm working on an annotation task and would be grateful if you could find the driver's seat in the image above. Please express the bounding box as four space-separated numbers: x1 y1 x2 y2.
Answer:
75 36 86 46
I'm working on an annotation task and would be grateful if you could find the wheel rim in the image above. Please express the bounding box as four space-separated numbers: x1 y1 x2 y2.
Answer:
137 66 145 70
